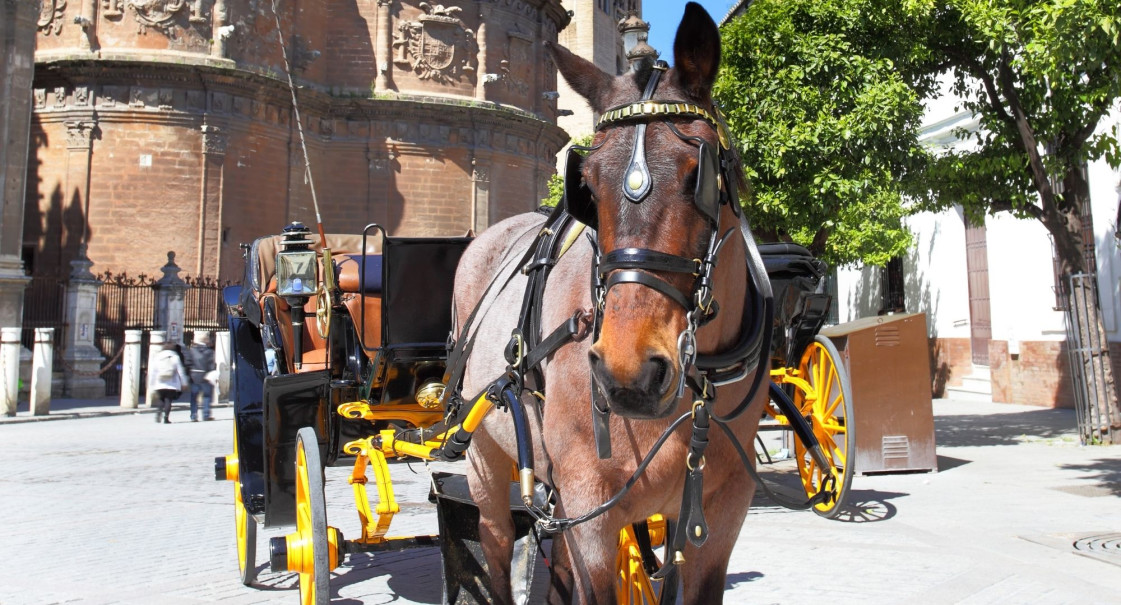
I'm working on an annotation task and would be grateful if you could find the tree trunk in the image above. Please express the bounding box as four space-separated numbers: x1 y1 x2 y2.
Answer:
1066 277 1121 444
1046 184 1121 444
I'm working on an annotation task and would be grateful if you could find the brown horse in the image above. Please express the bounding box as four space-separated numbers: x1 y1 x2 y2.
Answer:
453 4 767 603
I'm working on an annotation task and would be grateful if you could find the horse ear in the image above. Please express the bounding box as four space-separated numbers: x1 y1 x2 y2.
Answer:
672 2 720 99
546 41 613 113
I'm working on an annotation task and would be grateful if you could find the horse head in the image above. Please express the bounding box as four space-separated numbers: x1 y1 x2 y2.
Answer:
550 3 738 420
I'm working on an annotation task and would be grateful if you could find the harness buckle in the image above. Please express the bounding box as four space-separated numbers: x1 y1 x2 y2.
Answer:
504 332 525 370
686 452 706 472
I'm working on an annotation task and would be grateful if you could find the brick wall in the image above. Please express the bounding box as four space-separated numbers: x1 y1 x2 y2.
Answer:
27 0 572 283
928 336 971 397
929 335 1079 408
26 65 568 283
989 340 1075 408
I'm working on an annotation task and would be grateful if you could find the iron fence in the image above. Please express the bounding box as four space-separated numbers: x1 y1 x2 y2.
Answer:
1064 273 1121 445
20 277 67 362
96 272 159 396
183 275 231 340
20 271 231 397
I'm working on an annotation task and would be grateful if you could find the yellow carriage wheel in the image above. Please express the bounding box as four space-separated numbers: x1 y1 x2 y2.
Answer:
232 423 258 585
289 427 342 605
792 335 855 519
615 515 679 605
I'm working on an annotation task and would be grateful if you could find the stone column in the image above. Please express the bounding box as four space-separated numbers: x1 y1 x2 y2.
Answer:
62 245 106 398
120 329 142 409
30 328 54 415
0 1 36 339
64 119 96 237
155 252 188 345
145 330 167 407
200 124 226 276
211 0 229 57
374 0 392 92
76 0 98 51
475 16 489 101
472 159 490 234
1 327 20 416
215 329 231 402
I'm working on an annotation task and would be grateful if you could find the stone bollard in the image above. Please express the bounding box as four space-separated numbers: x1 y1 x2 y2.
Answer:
30 328 53 416
216 330 231 402
120 330 142 409
145 330 167 408
1 328 20 416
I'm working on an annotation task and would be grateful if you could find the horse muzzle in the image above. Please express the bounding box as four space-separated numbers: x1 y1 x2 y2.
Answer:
588 347 679 419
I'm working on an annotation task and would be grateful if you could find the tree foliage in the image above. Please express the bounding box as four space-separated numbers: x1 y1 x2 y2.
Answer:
716 0 941 267
906 0 1121 278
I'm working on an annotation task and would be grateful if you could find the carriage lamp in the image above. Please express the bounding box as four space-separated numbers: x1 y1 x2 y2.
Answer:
618 11 657 69
276 222 318 369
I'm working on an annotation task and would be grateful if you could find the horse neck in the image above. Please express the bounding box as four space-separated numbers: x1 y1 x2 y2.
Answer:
697 206 749 356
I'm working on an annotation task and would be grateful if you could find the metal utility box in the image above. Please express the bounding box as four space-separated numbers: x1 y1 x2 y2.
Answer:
820 313 937 474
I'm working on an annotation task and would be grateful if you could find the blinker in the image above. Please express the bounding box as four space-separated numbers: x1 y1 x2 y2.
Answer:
694 142 720 224
563 148 597 230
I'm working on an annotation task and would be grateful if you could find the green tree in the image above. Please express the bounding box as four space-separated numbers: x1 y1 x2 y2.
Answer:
542 135 595 207
719 0 1121 440
715 0 941 267
906 0 1121 441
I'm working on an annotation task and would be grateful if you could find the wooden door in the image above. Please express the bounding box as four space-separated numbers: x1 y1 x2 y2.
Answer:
964 220 991 366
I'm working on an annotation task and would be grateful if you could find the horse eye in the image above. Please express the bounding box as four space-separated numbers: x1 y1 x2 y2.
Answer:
682 168 699 195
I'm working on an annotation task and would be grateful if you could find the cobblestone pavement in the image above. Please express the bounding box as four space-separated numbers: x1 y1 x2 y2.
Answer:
1 399 1120 604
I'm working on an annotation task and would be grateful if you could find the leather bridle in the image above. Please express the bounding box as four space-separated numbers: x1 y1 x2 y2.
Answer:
561 61 768 457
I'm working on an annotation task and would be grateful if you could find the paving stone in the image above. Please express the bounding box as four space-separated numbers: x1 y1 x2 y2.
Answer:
1 399 1120 603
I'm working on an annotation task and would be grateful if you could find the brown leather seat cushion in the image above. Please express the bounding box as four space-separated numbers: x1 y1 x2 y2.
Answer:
337 254 383 293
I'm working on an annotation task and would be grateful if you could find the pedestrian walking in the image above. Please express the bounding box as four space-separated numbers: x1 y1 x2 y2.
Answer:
147 342 189 424
185 331 216 421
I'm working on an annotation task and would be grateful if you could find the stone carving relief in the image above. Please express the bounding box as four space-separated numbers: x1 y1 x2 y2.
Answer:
393 3 478 83
34 89 46 109
75 87 91 106
38 0 67 35
102 0 124 19
497 32 532 96
54 87 67 107
201 125 227 156
126 0 188 34
65 121 96 150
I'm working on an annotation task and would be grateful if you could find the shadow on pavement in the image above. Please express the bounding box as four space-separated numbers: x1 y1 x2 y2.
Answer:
1059 457 1121 497
937 454 971 471
934 408 1077 447
725 570 764 588
829 489 905 523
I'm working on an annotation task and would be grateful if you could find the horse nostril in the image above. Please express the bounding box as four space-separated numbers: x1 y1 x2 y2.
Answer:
588 349 609 387
642 355 673 396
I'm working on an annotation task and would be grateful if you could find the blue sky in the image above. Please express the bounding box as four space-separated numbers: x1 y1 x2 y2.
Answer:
644 0 738 66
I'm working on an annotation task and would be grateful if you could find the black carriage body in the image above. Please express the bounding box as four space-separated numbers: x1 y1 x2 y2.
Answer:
226 230 470 527
758 243 831 367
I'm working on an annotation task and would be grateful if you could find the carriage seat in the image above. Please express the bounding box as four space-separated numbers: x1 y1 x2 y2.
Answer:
757 242 823 280
245 233 384 371
247 233 381 297
336 254 383 294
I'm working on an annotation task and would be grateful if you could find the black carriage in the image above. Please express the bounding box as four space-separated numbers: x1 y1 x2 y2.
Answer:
215 221 855 604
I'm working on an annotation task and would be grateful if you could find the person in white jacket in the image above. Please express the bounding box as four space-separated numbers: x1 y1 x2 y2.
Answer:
148 342 190 424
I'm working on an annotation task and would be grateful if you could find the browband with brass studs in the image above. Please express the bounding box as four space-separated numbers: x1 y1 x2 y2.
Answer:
596 101 731 150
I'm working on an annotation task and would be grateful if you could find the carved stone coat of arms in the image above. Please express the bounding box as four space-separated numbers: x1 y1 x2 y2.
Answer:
393 3 477 83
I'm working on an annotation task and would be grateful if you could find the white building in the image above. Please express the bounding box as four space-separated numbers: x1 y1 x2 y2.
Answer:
835 83 1121 408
